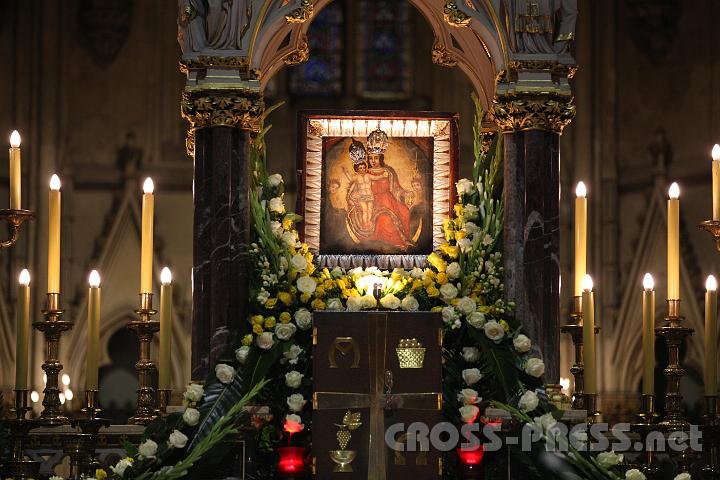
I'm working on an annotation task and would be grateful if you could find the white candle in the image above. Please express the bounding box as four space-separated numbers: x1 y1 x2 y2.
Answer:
86 270 101 391
159 267 173 390
706 275 718 396
713 145 720 220
574 182 587 297
48 174 61 294
15 269 30 390
9 130 21 210
667 183 680 301
140 178 154 294
642 273 655 395
581 274 596 395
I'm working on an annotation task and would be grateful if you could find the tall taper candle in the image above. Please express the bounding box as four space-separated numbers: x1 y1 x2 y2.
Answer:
86 270 101 391
9 130 21 209
574 182 588 297
705 275 718 395
581 274 596 394
713 145 720 220
667 182 680 300
159 267 173 390
48 174 61 294
642 273 655 395
15 269 30 390
140 178 154 294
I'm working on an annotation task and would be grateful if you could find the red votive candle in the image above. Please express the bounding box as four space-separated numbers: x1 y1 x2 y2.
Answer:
277 446 305 477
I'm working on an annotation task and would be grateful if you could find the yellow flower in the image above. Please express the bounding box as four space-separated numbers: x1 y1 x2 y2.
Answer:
412 279 423 291
300 293 311 303
454 204 464 217
315 286 325 297
282 217 294 230
427 286 440 297
337 278 348 290
311 298 326 310
241 334 253 346
96 469 108 480
445 245 459 259
279 312 291 323
278 291 293 306
252 324 263 335
264 316 276 329
251 315 264 325
264 298 278 310
499 320 510 332
437 272 449 285
431 306 443 312
427 252 447 272
455 230 467 240
323 279 335 290
445 229 455 242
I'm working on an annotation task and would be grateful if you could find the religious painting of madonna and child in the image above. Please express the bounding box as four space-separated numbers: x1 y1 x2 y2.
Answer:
298 112 459 269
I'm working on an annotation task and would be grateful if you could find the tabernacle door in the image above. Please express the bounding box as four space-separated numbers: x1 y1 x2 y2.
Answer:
312 311 442 479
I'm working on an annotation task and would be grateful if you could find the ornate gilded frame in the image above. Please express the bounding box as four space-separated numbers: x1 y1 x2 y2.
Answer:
297 110 459 269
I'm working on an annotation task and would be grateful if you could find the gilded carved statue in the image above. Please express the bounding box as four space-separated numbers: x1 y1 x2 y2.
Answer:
503 0 577 54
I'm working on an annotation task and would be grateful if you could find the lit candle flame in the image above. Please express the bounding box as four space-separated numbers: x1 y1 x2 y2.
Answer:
581 274 593 292
143 177 154 194
9 130 21 148
161 267 172 285
575 181 587 198
713 144 720 161
18 269 30 286
642 273 654 291
668 182 680 199
707 275 718 292
89 270 101 288
49 174 61 191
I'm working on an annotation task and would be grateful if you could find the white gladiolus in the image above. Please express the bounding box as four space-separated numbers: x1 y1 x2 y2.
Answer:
168 429 188 449
463 204 479 220
518 390 539 412
456 178 474 196
215 364 236 384
597 451 624 468
513 334 532 353
462 368 483 385
270 220 283 237
458 238 472 253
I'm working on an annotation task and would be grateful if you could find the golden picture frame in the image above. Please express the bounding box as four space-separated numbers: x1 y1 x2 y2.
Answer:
297 111 459 269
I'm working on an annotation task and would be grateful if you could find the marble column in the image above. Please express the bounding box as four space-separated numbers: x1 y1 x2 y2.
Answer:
182 88 264 380
492 66 575 383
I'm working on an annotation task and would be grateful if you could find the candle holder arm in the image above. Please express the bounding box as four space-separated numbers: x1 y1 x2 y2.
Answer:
0 209 34 249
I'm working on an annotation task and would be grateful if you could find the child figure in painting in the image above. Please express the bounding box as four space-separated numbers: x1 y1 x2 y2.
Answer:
344 160 374 229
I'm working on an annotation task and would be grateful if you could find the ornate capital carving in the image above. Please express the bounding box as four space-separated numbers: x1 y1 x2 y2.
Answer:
179 56 261 81
285 0 313 24
431 40 457 67
181 88 265 155
443 1 471 27
489 93 575 133
283 35 309 65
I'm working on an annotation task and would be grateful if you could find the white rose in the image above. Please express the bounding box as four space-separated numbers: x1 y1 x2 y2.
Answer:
513 334 532 353
525 358 545 378
456 296 476 315
281 230 297 246
183 407 200 426
380 294 401 310
285 414 304 433
215 363 236 384
462 368 483 386
483 321 505 342
410 267 424 278
267 173 283 187
283 344 303 364
268 197 285 214
235 346 250 364
360 294 377 309
462 347 480 363
275 323 297 341
533 412 557 433
440 283 458 300
290 254 307 272
286 393 307 413
270 220 283 237
168 429 188 449
464 204 479 220
330 266 344 278
446 262 461 279
456 178 474 196
285 370 304 389
256 331 275 349
110 458 133 477
463 222 479 236
625 469 646 480
442 306 458 324
296 276 316 294
326 298 344 311
346 295 363 311
459 404 479 423
518 390 539 412
674 474 691 480
457 388 480 405
184 383 204 404
458 238 472 253
138 439 158 459
466 311 486 328
401 295 419 311
294 308 312 330
597 451 624 468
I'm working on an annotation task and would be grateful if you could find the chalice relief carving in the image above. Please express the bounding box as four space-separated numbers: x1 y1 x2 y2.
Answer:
330 411 362 472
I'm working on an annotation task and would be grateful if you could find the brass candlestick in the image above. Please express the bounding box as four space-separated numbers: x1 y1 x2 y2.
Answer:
158 389 171 415
656 299 693 431
699 220 720 251
638 394 658 425
72 390 110 476
7 389 42 480
584 393 600 423
560 296 599 410
703 395 720 479
128 292 160 424
62 433 95 480
34 292 73 426
0 208 34 248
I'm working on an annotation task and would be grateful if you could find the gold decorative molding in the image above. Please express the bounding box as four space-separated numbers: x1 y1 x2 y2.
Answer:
443 1 471 27
489 94 576 133
283 35 309 65
308 120 324 137
181 89 265 155
179 56 261 81
495 59 577 84
431 40 457 67
286 0 313 23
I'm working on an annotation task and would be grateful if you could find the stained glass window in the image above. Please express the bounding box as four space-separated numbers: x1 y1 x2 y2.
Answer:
288 2 344 96
356 0 412 99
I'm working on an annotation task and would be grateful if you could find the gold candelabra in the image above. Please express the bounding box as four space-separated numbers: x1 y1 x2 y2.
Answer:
560 296 598 410
34 292 73 426
7 389 42 480
128 293 160 424
0 208 34 248
703 395 720 478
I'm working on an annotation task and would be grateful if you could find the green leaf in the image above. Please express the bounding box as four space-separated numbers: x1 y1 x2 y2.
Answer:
187 372 246 451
